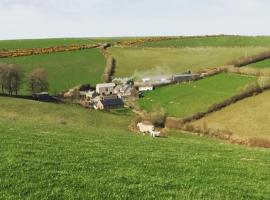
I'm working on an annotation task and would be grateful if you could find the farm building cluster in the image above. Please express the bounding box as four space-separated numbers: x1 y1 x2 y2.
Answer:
62 68 220 110
63 78 138 110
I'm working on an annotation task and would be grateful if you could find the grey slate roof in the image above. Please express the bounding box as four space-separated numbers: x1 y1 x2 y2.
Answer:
101 98 124 107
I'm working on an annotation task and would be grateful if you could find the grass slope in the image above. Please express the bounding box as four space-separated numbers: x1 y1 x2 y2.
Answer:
0 38 96 50
141 36 270 48
109 47 269 77
193 91 270 140
1 48 106 94
139 73 256 118
0 97 269 199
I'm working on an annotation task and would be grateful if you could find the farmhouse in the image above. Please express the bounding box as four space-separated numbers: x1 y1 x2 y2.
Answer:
114 84 134 98
96 83 116 96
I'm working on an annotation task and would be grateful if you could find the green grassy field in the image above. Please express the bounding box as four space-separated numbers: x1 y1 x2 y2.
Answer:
1 48 106 95
246 59 270 68
139 73 256 118
0 38 97 50
141 36 270 48
109 47 269 77
0 96 269 199
193 91 270 140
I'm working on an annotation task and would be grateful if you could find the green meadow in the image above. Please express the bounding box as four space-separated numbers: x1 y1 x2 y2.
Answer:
141 35 270 48
1 48 106 94
193 91 270 140
139 73 256 118
0 38 96 50
109 47 269 77
247 59 270 68
0 96 269 199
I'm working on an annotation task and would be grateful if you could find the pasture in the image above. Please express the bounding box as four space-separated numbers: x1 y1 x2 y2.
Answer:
139 73 256 118
247 59 270 68
0 96 269 199
192 91 270 141
109 47 269 77
0 38 96 50
0 48 105 94
140 35 270 48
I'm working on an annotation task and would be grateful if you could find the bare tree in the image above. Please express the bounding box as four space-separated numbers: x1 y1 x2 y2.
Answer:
1 64 23 95
28 68 49 94
0 63 7 93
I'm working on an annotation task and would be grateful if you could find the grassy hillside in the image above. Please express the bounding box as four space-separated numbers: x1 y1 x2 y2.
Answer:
0 38 96 50
139 73 256 118
0 96 269 199
1 48 106 94
0 96 132 130
141 36 270 48
109 47 269 77
193 91 270 140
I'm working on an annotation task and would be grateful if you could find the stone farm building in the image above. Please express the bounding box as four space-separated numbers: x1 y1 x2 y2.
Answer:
96 83 115 96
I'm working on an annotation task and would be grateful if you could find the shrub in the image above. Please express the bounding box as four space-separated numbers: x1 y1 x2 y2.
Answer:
248 138 270 148
258 76 270 89
149 106 167 127
238 81 260 94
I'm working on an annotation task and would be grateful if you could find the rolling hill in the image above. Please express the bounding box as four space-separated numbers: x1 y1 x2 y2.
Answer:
140 35 270 48
0 48 106 94
0 38 96 50
109 47 269 77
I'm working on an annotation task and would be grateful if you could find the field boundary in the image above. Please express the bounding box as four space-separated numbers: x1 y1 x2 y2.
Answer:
114 37 175 47
165 85 268 127
222 65 270 77
100 44 116 82
0 44 100 58
227 50 270 67
164 85 270 148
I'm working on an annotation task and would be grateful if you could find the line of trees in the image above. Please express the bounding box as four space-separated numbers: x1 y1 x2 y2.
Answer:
0 63 49 96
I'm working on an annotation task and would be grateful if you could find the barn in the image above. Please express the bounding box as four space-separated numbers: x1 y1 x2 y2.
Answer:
95 98 124 110
172 74 193 82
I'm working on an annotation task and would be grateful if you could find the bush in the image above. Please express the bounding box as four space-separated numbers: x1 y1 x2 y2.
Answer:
258 76 270 89
148 106 167 127
248 138 270 148
238 81 260 94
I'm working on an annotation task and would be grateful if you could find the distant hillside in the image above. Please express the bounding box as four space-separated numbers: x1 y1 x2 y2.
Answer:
140 35 270 48
109 46 269 77
0 38 97 50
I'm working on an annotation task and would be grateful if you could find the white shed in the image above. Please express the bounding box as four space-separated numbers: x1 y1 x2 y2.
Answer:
96 83 116 96
139 86 153 92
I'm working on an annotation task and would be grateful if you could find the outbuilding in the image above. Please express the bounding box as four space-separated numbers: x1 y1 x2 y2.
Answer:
139 86 154 92
33 92 51 102
172 74 193 83
96 83 116 96
95 98 124 110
